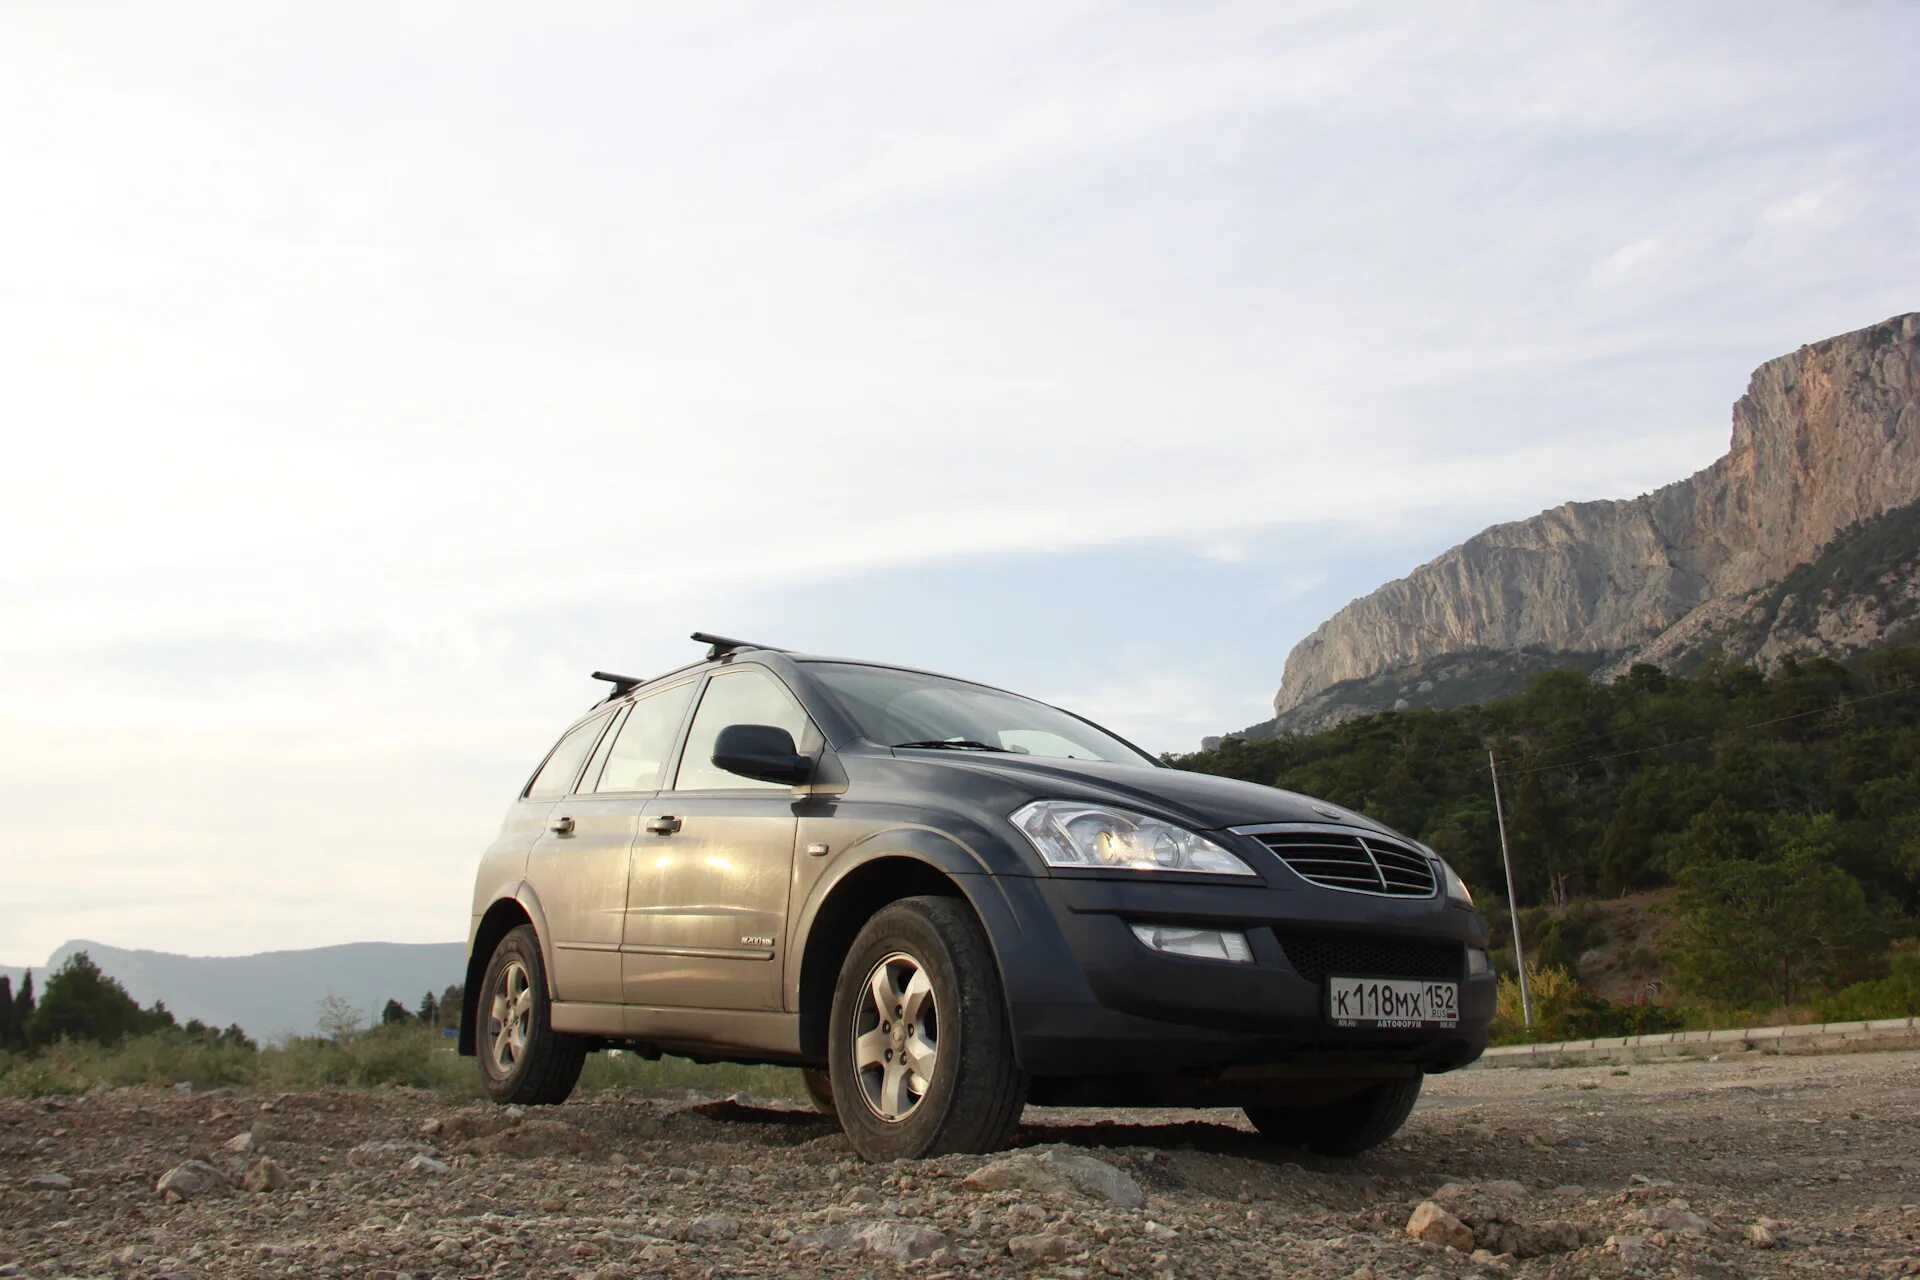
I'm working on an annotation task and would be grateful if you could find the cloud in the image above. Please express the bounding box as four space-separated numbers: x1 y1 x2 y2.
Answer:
2 3 1918 960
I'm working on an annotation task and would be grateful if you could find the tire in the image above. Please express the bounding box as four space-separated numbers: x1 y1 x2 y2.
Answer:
477 925 586 1105
1244 1076 1423 1156
827 895 1026 1161
800 1067 837 1118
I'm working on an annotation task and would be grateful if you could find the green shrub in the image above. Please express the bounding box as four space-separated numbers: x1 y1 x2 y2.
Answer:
1490 963 1678 1045
1816 954 1920 1021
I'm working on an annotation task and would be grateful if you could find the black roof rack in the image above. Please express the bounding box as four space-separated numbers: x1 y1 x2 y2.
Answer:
690 631 788 660
590 671 644 697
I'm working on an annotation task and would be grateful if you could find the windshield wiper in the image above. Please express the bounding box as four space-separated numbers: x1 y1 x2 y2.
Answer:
891 739 1015 753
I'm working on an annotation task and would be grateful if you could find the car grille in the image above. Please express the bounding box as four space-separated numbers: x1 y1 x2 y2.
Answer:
1277 931 1463 984
1254 831 1438 897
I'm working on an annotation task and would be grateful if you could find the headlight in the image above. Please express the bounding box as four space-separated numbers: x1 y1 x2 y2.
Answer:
1011 801 1255 876
1438 860 1474 907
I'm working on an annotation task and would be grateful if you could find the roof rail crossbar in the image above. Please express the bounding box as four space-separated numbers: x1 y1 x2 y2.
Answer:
690 631 787 660
590 670 644 697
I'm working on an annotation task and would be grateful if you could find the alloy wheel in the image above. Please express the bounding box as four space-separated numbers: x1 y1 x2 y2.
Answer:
851 951 939 1122
487 958 534 1075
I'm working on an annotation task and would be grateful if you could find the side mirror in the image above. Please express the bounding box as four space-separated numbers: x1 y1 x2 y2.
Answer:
711 723 812 785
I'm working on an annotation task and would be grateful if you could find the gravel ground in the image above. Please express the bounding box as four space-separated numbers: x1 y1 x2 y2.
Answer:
4 1049 1918 1279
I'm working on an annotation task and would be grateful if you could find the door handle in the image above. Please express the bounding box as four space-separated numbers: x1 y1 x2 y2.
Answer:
548 816 575 835
644 815 682 835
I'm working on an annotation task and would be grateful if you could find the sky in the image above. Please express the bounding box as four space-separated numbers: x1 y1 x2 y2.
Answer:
2 3 1917 964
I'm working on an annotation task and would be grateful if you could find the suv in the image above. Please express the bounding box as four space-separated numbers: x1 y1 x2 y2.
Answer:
460 633 1494 1161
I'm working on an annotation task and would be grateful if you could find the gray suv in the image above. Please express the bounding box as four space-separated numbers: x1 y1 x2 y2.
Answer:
460 633 1494 1161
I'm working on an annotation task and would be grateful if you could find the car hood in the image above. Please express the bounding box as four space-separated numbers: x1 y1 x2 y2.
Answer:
912 751 1405 838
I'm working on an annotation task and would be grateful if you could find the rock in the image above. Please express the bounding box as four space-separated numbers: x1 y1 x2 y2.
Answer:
854 1222 949 1262
1604 1233 1652 1263
405 1154 451 1176
1406 1201 1474 1252
845 1184 881 1205
348 1139 437 1167
243 1157 290 1192
682 1215 740 1242
156 1159 226 1202
458 1118 598 1159
1143 1221 1178 1241
1270 312 1920 730
539 1196 569 1213
962 1147 1146 1209
1008 1232 1072 1264
1747 1221 1778 1248
1633 1203 1714 1236
25 1173 73 1192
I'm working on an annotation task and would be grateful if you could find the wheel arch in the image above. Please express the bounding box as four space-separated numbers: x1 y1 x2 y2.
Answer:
791 835 1024 1064
458 886 554 1056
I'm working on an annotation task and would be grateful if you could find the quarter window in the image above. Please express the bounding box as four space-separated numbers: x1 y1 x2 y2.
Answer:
674 667 815 791
526 712 613 800
594 681 697 793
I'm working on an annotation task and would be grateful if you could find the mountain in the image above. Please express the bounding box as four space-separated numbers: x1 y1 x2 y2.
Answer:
0 939 466 1043
1265 312 1920 735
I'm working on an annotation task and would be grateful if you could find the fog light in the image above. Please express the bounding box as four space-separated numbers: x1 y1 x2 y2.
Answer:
1130 923 1253 963
1467 947 1491 977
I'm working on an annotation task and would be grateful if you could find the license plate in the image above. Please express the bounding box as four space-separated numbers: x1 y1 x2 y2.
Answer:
1328 976 1459 1029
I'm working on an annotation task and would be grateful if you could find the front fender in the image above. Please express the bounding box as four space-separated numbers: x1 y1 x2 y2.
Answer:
458 881 558 1056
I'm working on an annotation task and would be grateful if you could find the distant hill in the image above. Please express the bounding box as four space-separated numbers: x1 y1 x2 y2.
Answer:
0 940 465 1043
1267 312 1920 734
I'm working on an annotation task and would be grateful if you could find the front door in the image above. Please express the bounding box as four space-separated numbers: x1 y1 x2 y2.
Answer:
623 665 815 1012
521 708 624 1004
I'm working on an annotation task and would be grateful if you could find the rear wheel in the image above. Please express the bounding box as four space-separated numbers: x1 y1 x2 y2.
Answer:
1244 1076 1423 1156
478 925 586 1105
800 1067 836 1118
827 896 1026 1161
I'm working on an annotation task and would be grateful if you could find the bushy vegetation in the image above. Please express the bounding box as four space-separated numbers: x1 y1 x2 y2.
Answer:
1490 964 1679 1045
1174 644 1920 1017
0 1023 806 1100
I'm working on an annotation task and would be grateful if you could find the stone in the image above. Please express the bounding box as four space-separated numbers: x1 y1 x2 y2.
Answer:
854 1222 949 1262
962 1147 1147 1209
1008 1232 1072 1264
405 1155 451 1176
243 1157 290 1192
156 1159 225 1202
681 1215 739 1241
1747 1221 1777 1248
25 1173 73 1192
1406 1201 1474 1252
1604 1233 1651 1263
348 1139 438 1167
1634 1204 1714 1236
223 1131 259 1154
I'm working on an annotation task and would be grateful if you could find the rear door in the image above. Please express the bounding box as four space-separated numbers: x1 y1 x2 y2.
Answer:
622 665 816 1012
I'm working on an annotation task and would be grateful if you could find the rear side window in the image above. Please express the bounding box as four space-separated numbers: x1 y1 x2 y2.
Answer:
526 713 612 800
594 681 697 793
673 667 815 791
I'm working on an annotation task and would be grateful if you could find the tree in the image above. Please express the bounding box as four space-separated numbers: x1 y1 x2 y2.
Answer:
416 991 439 1025
439 984 465 1030
13 971 32 1042
316 993 362 1040
380 998 413 1026
26 952 166 1046
1666 838 1885 1007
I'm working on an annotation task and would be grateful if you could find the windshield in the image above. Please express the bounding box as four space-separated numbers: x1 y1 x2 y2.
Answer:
803 662 1157 766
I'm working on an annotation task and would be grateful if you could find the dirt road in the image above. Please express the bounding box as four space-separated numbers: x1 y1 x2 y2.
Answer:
5 1049 1918 1278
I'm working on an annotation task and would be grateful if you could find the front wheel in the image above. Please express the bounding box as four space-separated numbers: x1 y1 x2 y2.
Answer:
478 925 586 1105
827 896 1026 1161
1244 1076 1423 1156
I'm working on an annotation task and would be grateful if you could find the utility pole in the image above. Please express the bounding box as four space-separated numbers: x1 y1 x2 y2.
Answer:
1488 750 1532 1026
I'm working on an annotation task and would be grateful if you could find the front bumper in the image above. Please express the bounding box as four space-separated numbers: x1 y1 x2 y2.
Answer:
991 870 1495 1078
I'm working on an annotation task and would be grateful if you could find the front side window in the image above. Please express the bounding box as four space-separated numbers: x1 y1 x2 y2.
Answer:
674 667 814 791
526 712 613 800
804 662 1154 766
594 680 697 793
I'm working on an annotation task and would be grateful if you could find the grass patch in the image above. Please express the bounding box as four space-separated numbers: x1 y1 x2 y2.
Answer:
0 1026 806 1101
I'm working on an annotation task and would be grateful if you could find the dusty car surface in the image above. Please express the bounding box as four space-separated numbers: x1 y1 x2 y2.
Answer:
461 633 1494 1161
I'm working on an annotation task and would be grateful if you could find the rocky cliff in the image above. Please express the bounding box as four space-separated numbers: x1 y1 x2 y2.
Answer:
1271 312 1920 732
